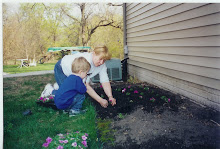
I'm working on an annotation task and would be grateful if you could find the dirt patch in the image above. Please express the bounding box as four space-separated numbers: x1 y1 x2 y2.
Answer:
90 82 220 149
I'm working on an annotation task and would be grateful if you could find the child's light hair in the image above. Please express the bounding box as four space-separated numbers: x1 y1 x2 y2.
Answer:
71 57 91 73
93 46 112 60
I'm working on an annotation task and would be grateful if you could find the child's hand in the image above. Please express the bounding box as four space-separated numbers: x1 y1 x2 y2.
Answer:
109 97 116 106
99 99 108 108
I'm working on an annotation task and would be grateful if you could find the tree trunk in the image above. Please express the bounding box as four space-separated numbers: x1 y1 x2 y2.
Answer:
80 4 86 46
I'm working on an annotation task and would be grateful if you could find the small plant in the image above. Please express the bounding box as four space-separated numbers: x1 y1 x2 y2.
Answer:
144 87 149 91
126 92 131 96
139 85 143 88
42 131 89 148
115 88 121 92
150 97 156 102
161 96 171 103
122 88 126 93
118 113 125 119
140 92 144 96
129 88 133 91
151 90 154 94
127 75 141 83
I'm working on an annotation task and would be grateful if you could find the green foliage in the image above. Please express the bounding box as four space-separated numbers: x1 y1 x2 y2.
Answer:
3 3 123 64
126 92 131 96
3 63 56 74
117 113 125 119
97 118 115 145
144 87 149 91
127 75 141 84
3 74 100 149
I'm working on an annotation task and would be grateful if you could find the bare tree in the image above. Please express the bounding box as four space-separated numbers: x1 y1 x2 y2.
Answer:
61 3 123 46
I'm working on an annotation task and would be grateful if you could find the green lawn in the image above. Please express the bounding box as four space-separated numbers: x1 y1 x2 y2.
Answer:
3 63 56 74
3 74 101 149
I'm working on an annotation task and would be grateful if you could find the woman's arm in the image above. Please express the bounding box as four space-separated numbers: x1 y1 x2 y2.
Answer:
101 82 116 106
86 83 108 108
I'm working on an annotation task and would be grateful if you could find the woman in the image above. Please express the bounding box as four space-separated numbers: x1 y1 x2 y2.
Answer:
41 46 116 108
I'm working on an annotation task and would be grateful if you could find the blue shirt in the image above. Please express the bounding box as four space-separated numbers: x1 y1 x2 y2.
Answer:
54 74 87 109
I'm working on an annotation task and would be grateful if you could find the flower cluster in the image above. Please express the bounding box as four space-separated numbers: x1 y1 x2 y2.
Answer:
160 96 171 103
37 96 54 103
150 97 156 102
42 131 89 148
122 88 126 93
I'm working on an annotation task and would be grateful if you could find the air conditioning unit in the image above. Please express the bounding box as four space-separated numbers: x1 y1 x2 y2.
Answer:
91 58 122 82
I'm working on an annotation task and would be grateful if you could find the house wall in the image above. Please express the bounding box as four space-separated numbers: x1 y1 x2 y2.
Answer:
124 3 220 111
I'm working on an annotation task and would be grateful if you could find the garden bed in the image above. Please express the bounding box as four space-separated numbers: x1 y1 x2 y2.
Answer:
90 82 220 149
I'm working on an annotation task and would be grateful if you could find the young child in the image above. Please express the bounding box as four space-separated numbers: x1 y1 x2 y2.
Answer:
54 57 91 117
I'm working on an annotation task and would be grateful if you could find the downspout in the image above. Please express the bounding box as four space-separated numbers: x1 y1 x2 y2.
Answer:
122 3 129 82
123 3 128 58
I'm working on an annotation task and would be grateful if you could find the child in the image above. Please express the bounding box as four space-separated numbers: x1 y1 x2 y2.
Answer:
54 57 91 117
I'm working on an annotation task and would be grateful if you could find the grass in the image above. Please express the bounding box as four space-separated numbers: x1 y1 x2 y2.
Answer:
3 74 101 149
3 63 56 74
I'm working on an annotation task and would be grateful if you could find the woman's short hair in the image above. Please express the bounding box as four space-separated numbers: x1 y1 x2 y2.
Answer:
71 57 91 73
93 46 112 60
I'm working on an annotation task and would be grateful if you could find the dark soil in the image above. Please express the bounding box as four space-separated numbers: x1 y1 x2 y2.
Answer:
90 82 220 149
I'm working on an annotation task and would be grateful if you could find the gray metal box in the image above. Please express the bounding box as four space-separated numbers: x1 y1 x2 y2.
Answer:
91 58 122 82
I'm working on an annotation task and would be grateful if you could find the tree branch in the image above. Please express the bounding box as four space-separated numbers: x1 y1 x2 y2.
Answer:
107 3 123 6
61 7 80 24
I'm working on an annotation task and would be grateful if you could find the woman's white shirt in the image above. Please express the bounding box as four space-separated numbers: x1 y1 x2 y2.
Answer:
61 52 109 83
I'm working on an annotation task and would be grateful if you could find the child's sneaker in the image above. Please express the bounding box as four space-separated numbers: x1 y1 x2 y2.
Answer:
41 83 54 98
63 109 69 114
53 82 59 90
69 109 87 117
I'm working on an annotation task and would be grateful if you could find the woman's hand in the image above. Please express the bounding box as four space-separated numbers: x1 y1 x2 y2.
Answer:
99 99 108 108
109 97 116 106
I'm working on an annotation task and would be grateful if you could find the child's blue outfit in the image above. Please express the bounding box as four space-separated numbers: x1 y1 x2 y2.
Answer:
54 74 87 111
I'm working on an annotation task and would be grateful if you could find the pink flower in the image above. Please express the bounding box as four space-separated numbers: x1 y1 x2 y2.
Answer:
59 140 64 143
82 135 87 140
72 142 77 147
122 88 126 93
139 96 143 99
46 137 52 143
85 133 88 136
100 85 103 88
57 133 63 136
63 140 68 143
75 131 79 133
128 85 131 88
150 97 155 102
43 98 47 102
42 142 49 147
168 98 171 102
82 140 87 147
57 145 63 149
49 96 53 99
40 97 44 100
134 90 138 93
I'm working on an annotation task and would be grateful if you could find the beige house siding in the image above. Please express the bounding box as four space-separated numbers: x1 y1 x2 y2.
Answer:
124 3 220 111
